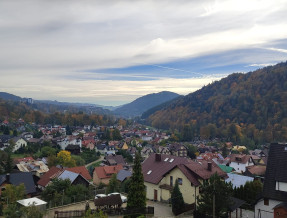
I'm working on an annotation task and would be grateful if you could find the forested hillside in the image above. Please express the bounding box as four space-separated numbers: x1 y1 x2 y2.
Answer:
114 91 180 118
146 61 287 146
0 98 116 126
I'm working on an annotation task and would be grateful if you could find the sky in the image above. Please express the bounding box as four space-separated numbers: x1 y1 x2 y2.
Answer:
1 0 287 106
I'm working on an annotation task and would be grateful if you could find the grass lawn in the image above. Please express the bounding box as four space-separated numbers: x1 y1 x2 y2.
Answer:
11 153 31 158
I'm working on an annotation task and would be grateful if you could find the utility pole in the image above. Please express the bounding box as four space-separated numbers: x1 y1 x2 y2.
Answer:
213 192 215 218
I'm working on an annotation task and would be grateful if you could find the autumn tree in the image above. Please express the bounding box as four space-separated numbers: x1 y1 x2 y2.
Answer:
57 150 76 167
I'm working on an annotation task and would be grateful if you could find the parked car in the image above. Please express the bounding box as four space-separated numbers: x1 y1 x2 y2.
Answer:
108 192 127 203
95 194 107 199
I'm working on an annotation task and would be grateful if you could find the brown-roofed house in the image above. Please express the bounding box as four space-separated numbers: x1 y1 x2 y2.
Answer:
244 165 266 178
142 153 226 205
93 165 123 185
104 155 126 166
37 166 63 189
229 154 255 174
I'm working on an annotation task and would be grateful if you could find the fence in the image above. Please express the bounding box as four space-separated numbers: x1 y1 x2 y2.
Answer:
54 207 154 218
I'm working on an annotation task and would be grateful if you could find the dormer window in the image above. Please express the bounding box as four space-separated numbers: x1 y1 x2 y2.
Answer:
276 181 287 192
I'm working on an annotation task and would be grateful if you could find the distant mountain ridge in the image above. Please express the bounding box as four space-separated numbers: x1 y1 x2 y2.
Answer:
114 91 181 118
146 61 287 144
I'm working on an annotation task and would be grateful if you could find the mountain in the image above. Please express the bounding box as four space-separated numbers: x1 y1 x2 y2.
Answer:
113 91 181 118
0 92 23 101
146 61 287 144
0 92 111 115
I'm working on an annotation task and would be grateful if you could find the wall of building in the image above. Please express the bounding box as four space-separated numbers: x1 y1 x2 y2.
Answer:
255 198 282 218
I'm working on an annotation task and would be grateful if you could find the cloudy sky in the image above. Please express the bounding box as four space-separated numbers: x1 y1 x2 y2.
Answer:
1 0 287 106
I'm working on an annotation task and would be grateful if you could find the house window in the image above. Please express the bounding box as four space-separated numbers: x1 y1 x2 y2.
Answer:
178 178 183 185
264 198 269 206
170 176 173 186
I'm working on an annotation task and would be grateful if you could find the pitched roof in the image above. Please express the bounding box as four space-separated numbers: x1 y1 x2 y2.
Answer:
94 165 123 179
66 166 92 180
225 173 254 188
105 155 125 165
0 172 36 194
246 165 266 176
142 154 226 186
58 170 79 183
218 164 234 173
229 154 253 164
116 169 132 182
263 143 287 201
37 166 63 187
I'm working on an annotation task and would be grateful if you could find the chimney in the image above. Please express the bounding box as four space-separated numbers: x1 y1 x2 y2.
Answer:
6 173 10 182
207 162 212 171
155 154 161 162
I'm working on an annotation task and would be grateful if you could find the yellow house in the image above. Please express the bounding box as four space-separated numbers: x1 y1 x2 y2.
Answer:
142 154 227 205
118 141 129 150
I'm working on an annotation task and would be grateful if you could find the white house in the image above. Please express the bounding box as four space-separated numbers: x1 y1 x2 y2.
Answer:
12 137 28 152
254 143 287 218
229 154 254 173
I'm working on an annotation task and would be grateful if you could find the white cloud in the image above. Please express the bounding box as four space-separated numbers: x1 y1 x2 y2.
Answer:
0 0 287 105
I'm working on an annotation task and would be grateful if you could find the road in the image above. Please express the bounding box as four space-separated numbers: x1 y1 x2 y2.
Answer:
85 155 104 167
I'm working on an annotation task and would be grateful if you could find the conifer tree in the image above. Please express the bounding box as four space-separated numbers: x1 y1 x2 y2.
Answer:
127 152 146 209
171 179 185 215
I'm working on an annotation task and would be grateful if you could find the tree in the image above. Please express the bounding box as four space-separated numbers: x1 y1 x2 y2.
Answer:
197 173 233 217
4 154 13 173
222 144 228 158
112 128 122 140
57 150 76 167
127 152 146 209
2 184 26 204
106 174 120 194
171 179 185 215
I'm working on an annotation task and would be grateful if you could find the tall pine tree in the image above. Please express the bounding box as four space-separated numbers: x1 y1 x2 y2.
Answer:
127 152 146 209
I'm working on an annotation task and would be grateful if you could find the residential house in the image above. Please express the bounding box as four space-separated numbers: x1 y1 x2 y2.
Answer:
0 172 36 196
244 165 266 179
153 145 171 155
142 153 226 205
118 142 129 150
229 154 255 173
168 144 188 157
15 160 49 177
255 143 287 218
116 169 132 182
66 166 92 181
103 154 126 166
37 166 90 190
21 132 34 141
93 165 123 185
96 144 116 155
0 135 12 150
57 170 90 187
141 146 155 159
11 137 28 152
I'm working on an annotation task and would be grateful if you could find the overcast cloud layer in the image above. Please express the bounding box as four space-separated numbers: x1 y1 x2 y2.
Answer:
1 0 287 106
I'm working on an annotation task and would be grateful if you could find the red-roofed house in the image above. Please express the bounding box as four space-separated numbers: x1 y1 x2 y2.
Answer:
142 154 227 205
93 165 123 185
66 166 92 181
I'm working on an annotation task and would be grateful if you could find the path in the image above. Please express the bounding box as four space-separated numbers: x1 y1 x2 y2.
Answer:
85 155 104 167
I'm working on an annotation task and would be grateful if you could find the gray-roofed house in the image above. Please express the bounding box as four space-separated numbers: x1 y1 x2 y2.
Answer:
0 172 36 196
254 143 287 218
116 169 132 182
58 170 90 187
